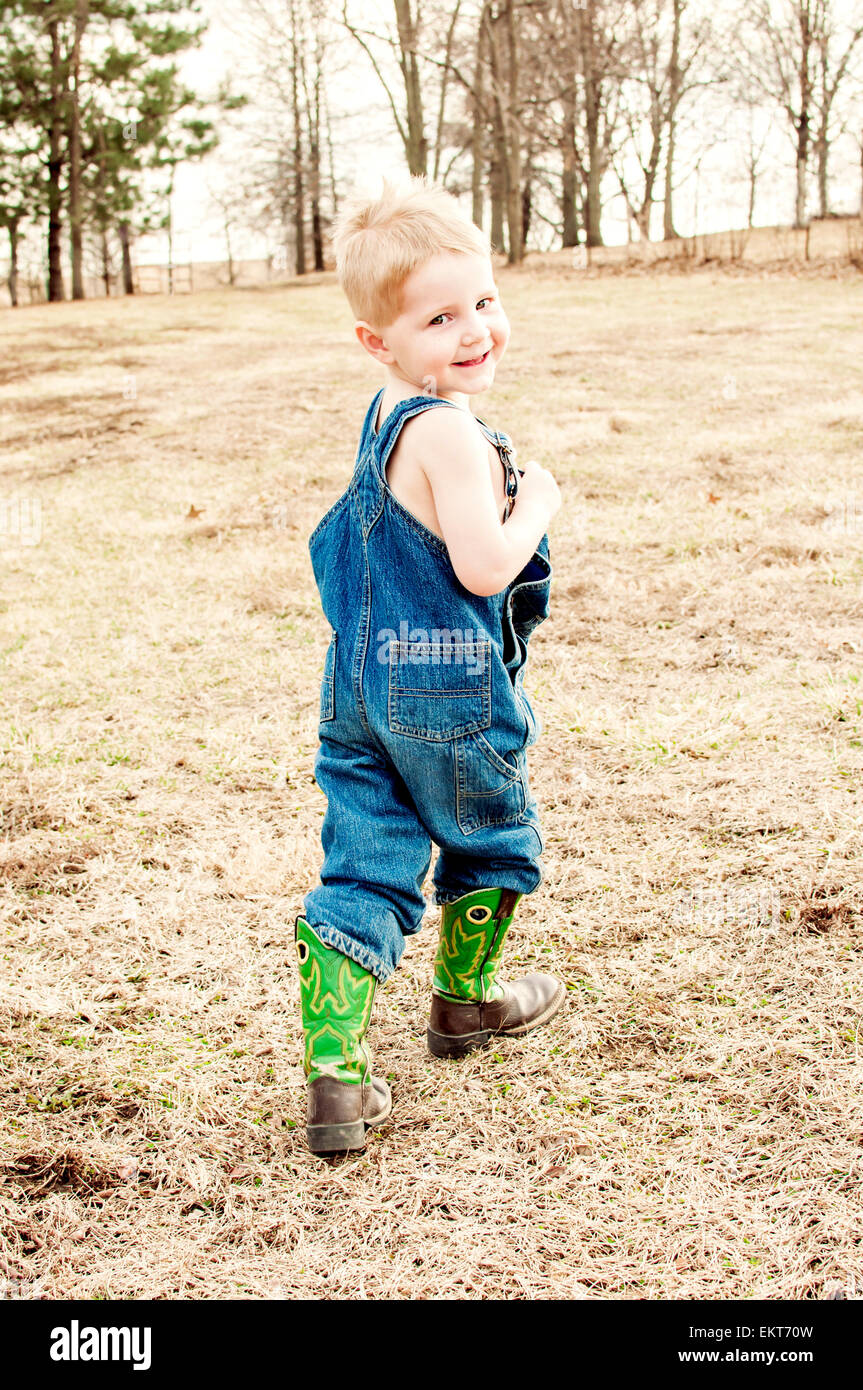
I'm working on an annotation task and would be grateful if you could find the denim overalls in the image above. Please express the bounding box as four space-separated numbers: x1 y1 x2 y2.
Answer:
301 388 552 983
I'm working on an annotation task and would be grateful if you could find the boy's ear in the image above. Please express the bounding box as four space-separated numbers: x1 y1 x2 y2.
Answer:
355 321 394 365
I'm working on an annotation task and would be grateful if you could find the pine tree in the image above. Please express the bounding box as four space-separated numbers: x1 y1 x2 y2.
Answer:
0 1 232 301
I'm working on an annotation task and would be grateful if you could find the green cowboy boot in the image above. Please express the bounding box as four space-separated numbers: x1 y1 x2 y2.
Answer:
295 917 391 1153
427 887 565 1059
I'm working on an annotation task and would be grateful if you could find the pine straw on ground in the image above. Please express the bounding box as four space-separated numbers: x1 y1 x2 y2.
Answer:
1 268 861 1300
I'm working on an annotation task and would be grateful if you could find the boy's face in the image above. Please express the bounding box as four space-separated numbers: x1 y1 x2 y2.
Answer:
356 251 510 401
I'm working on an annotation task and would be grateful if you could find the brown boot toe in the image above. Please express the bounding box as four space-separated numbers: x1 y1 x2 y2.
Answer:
427 972 565 1059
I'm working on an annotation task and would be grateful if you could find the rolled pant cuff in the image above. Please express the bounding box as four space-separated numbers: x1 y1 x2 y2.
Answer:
303 918 394 985
432 880 538 908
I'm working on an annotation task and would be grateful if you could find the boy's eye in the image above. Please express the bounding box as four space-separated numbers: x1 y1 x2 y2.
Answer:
429 298 493 326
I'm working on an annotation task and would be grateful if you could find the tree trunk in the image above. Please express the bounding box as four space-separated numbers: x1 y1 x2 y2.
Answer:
303 13 325 271
561 149 579 248
471 6 489 228
748 164 757 228
663 119 677 240
635 125 661 242
491 149 505 252
7 218 20 307
101 229 111 295
297 0 325 271
489 145 505 251
311 71 324 271
663 0 682 241
47 15 65 302
433 1 461 181
471 97 485 230
484 1 520 261
224 216 234 285
503 0 521 264
794 4 812 228
816 131 828 218
68 0 90 300
290 0 306 275
119 220 134 294
486 6 506 253
560 79 579 247
311 201 324 271
585 116 603 246
393 0 428 175
577 2 604 247
166 185 174 295
795 112 810 227
521 145 532 249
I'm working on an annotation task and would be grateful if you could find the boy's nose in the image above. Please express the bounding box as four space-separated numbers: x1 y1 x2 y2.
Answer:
462 322 487 346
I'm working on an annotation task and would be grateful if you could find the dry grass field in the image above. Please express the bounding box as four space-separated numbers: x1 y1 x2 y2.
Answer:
1 256 862 1300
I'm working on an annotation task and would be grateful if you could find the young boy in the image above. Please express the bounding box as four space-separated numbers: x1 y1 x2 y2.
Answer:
295 175 563 1155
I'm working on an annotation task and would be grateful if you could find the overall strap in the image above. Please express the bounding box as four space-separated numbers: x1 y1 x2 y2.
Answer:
350 392 459 540
470 414 520 522
354 390 518 536
373 392 462 479
350 390 385 477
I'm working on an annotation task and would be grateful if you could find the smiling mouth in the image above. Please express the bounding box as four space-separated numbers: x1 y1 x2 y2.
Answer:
454 348 492 367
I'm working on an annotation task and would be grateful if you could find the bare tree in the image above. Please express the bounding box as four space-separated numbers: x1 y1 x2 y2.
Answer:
740 100 774 227
811 3 863 217
613 2 670 240
206 177 255 285
230 0 340 274
432 0 463 179
338 1 531 260
572 0 627 247
301 0 330 269
289 0 307 273
511 0 623 248
612 0 714 242
471 3 488 227
341 0 429 175
481 0 522 262
733 0 824 227
482 2 507 246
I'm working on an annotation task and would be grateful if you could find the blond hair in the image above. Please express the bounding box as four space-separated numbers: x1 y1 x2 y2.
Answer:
331 174 491 329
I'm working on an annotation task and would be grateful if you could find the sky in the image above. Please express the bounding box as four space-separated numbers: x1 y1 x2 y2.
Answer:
119 0 863 267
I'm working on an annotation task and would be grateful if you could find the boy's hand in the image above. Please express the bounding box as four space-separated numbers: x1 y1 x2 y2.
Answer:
514 457 562 521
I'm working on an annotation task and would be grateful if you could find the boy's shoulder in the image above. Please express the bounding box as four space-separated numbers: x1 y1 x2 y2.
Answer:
393 398 490 465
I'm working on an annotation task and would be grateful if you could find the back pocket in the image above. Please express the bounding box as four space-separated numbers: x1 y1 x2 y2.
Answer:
455 731 527 834
387 636 491 741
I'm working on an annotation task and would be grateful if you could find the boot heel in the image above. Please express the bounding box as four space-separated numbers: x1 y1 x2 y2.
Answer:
427 1025 491 1059
306 1118 367 1154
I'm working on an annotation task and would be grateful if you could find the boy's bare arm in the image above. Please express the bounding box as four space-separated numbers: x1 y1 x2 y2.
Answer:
407 408 559 597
